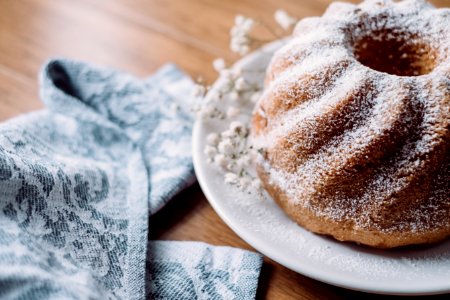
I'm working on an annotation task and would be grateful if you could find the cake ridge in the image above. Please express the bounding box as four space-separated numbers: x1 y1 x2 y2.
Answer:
251 0 450 248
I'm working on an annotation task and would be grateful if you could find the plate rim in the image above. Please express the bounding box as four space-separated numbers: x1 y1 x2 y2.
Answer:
192 39 450 296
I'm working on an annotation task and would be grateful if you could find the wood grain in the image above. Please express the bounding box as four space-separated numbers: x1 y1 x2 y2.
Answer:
0 0 449 299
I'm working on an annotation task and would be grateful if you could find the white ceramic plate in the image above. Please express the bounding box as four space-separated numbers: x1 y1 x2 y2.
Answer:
192 40 450 296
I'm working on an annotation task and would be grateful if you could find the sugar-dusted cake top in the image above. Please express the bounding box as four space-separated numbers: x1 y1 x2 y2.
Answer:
251 0 449 247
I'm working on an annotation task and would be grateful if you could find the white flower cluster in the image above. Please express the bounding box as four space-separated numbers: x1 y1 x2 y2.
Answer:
204 121 261 191
194 9 299 192
274 9 298 30
230 10 298 56
230 15 255 55
192 58 262 121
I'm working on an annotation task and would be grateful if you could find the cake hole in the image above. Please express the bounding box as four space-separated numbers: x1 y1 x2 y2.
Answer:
352 31 438 76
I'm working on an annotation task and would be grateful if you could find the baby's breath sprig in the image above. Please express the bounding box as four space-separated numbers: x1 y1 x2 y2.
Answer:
230 15 256 56
192 58 262 121
274 9 299 30
195 9 299 192
230 10 298 57
204 121 261 191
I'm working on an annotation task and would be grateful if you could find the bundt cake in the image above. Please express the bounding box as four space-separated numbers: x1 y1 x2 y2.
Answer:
251 0 450 248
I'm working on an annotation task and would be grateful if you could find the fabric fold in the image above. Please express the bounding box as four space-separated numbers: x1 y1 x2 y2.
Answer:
146 241 263 299
0 59 263 300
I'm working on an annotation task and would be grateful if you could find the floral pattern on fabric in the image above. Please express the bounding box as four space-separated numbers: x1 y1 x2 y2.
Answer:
0 60 262 300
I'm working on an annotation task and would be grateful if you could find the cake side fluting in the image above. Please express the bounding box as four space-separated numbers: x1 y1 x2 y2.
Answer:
251 0 450 248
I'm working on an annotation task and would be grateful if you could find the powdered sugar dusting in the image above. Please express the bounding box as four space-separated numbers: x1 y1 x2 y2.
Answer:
196 20 450 291
252 0 449 237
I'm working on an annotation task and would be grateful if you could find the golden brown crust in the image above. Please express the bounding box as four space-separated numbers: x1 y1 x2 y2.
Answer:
257 165 450 249
251 0 450 249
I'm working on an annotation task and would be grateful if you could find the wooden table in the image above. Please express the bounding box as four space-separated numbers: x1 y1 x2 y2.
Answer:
0 0 448 299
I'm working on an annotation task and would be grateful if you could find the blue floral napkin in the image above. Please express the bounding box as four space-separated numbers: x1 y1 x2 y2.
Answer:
0 59 262 299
